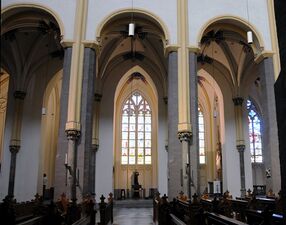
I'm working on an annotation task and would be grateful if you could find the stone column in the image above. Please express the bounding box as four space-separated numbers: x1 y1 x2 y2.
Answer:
167 51 182 199
78 47 96 196
8 145 20 197
54 47 73 199
259 57 280 193
178 132 192 197
66 129 80 203
7 91 26 197
189 52 199 195
233 97 246 197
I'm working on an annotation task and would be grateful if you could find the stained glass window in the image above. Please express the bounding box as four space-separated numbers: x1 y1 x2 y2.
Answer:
198 108 206 164
247 99 263 163
121 92 152 165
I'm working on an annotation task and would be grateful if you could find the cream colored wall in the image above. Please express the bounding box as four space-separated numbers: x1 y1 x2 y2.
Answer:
86 0 175 44
39 71 62 190
0 80 14 201
0 74 9 164
114 74 158 195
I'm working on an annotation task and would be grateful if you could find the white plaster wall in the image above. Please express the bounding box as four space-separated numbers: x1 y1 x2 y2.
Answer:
86 0 177 44
2 0 76 39
14 76 46 201
188 0 272 50
157 101 168 195
96 84 115 201
223 97 241 197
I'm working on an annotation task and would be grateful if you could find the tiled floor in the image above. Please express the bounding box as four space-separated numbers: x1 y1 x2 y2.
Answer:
113 207 154 225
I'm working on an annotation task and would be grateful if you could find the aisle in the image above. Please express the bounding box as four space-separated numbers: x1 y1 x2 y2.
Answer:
113 207 153 225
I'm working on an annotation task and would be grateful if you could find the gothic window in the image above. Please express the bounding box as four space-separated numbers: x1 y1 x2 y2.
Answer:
121 92 152 165
247 99 263 163
198 108 206 164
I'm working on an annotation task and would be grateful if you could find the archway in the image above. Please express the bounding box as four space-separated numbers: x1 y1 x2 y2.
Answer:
95 11 167 199
1 6 63 200
197 18 262 196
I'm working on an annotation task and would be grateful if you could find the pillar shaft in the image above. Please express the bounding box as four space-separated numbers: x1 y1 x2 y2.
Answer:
177 0 191 132
78 48 96 195
189 52 199 195
259 57 280 193
54 47 73 199
233 97 246 197
66 130 80 203
167 52 182 199
66 0 88 131
8 145 20 197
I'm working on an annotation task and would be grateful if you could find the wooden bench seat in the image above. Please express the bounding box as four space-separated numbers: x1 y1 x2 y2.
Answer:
206 212 248 225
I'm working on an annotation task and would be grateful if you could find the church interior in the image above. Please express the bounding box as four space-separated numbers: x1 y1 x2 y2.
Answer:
0 0 285 224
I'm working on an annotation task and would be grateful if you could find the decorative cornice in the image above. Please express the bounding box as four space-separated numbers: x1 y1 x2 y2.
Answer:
178 131 192 143
236 144 246 153
82 40 100 53
66 129 81 141
188 45 201 54
94 93 102 102
60 39 74 48
13 91 26 100
9 145 20 154
232 97 244 106
254 50 275 64
164 44 179 56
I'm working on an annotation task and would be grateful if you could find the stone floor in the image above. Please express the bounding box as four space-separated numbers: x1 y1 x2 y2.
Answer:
113 207 153 225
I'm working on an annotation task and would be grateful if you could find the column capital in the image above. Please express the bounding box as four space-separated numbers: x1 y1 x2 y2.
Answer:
66 129 81 141
232 97 244 106
178 131 192 143
94 93 102 102
237 144 246 153
9 145 20 154
13 91 26 100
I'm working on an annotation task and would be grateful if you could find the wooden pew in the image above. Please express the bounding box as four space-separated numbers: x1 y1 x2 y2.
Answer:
245 209 284 225
205 212 248 225
98 194 113 225
171 194 203 225
230 199 248 222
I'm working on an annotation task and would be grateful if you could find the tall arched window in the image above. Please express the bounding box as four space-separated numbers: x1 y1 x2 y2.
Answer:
198 108 206 164
247 99 263 163
121 92 152 165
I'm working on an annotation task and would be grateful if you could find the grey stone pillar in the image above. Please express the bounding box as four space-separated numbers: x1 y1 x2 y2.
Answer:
237 144 246 197
8 145 20 197
189 52 199 195
259 58 281 193
54 47 73 199
168 52 182 199
78 48 96 196
177 132 192 197
66 130 80 203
